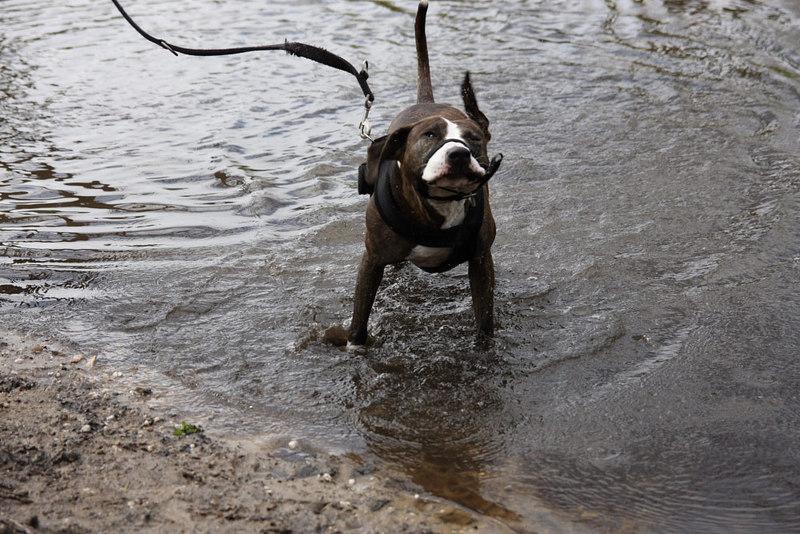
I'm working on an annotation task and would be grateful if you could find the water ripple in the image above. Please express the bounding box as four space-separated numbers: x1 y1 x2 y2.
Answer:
3 0 800 531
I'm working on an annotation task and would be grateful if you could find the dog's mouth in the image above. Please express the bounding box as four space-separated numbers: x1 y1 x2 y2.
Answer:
429 169 484 189
422 148 486 191
420 158 489 201
416 139 502 201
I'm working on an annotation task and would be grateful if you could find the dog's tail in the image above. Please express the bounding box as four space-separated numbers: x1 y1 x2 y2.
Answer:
415 0 434 104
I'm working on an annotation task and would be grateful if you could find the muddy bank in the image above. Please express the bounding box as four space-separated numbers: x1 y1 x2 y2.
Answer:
0 331 511 534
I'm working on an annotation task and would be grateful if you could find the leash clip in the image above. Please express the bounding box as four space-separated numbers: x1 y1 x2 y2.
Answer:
359 96 373 141
358 61 374 141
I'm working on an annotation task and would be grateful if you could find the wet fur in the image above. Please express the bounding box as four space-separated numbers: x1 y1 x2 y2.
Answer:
348 0 496 346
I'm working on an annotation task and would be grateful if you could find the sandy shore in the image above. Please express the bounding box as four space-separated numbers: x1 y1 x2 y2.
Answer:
0 330 513 533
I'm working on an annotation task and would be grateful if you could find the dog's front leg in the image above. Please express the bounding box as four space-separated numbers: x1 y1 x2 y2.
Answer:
348 252 385 346
469 250 495 340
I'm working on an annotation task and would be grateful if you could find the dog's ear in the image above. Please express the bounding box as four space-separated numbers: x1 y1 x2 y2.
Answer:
363 127 412 187
379 126 412 161
461 72 491 141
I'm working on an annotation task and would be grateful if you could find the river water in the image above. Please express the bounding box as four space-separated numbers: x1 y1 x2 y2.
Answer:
3 0 800 531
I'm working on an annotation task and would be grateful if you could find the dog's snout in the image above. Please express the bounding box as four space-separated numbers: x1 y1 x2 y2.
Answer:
447 146 471 165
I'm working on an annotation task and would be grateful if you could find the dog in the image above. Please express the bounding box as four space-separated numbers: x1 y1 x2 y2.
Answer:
348 0 502 346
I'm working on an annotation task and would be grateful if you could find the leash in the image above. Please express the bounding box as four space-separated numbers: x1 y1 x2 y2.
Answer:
110 0 374 137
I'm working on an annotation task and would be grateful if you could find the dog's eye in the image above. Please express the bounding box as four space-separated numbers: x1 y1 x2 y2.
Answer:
468 133 482 143
424 130 437 138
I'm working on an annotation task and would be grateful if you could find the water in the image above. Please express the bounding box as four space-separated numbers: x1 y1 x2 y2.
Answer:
3 0 800 531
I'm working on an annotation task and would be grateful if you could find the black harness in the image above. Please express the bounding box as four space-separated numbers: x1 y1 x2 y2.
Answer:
356 133 502 273
364 159 487 273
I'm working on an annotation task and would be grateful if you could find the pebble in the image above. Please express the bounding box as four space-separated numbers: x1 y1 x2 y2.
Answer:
80 424 92 433
288 440 299 449
70 354 84 364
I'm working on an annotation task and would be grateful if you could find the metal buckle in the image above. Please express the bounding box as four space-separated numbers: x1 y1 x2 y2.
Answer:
359 97 373 141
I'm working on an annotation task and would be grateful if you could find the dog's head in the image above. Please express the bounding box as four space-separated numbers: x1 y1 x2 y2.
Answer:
365 73 493 199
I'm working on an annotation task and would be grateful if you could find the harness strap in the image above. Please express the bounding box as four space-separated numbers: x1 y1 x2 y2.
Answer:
373 161 484 273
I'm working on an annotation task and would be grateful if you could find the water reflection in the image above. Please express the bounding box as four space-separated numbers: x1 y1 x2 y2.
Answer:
355 347 520 522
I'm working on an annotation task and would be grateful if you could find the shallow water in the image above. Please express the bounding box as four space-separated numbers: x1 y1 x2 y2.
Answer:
3 0 800 530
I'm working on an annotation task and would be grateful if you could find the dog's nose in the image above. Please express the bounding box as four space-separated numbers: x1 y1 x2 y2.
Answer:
447 146 471 165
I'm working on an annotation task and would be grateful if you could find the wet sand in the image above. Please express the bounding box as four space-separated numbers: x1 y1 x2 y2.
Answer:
0 330 512 533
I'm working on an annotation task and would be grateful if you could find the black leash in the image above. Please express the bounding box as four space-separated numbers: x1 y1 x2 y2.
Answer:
110 0 374 105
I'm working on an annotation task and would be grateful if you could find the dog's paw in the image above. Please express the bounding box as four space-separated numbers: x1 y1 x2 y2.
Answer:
345 341 368 354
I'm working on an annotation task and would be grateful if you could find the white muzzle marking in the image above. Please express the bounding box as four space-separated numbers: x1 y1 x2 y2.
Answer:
421 119 485 183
